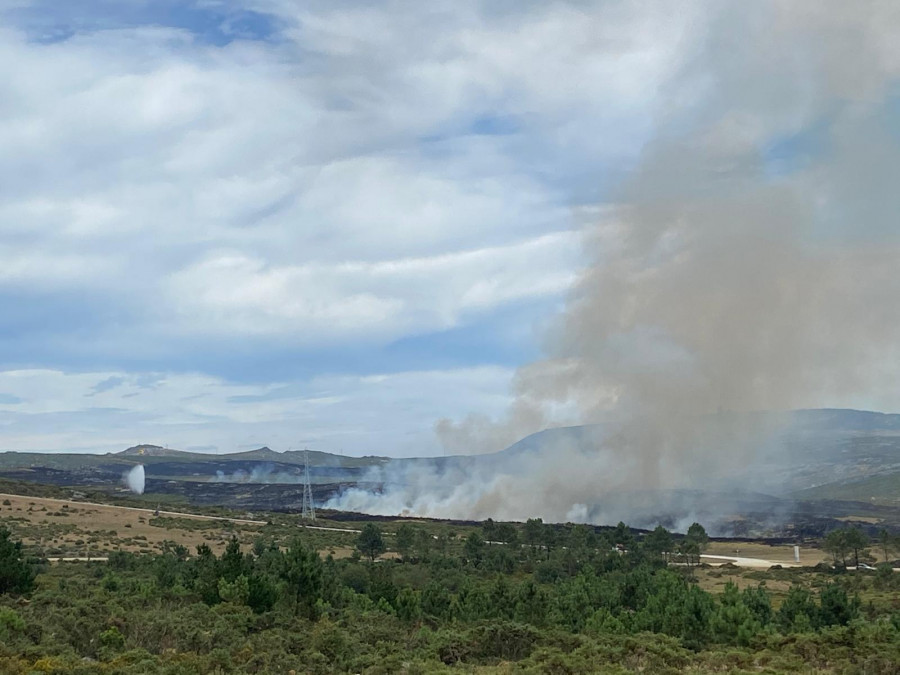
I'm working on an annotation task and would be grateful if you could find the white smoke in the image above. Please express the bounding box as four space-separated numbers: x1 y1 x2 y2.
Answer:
125 464 145 495
211 463 303 484
326 0 900 528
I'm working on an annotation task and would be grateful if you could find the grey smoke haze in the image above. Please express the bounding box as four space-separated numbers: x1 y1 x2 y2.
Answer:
212 463 302 484
124 465 145 495
329 1 900 526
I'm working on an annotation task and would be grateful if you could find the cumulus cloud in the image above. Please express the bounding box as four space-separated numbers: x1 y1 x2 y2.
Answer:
0 2 695 454
0 2 681 360
165 232 578 340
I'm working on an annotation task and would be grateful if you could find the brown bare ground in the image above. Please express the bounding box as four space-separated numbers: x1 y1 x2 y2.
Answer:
0 493 400 561
705 540 826 566
0 493 264 556
694 568 795 596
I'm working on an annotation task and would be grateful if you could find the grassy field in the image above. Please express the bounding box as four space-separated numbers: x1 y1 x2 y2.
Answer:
0 491 486 561
0 493 263 557
793 470 900 506
0 493 367 558
1 490 843 570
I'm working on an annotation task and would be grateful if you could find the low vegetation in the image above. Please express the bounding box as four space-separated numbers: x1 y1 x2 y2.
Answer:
0 505 898 673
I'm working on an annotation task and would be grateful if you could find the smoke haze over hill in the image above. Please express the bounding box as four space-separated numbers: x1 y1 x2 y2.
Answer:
328 1 900 526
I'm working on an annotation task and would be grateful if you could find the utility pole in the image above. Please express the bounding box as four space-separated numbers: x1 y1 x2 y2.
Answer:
301 447 316 521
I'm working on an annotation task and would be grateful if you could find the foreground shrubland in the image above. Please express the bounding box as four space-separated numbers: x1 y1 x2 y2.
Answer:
0 521 898 673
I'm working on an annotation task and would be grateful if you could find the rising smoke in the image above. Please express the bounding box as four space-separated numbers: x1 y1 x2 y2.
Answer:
212 463 302 484
124 465 145 495
327 1 900 527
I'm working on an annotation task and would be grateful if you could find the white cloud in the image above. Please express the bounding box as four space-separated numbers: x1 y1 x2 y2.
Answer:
0 366 516 456
0 2 689 346
0 2 714 455
165 231 579 339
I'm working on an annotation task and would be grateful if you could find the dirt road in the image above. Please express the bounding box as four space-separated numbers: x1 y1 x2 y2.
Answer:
701 554 799 568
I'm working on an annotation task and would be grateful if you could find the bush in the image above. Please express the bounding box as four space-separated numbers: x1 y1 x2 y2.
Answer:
469 620 541 660
0 527 35 594
99 626 126 651
247 573 279 613
0 608 25 643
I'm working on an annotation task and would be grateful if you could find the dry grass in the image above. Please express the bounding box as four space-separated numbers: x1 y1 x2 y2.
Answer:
694 568 796 595
835 515 882 524
705 540 826 566
0 493 401 562
0 492 264 556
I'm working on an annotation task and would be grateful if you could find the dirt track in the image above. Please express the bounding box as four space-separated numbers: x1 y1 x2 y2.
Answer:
701 554 799 568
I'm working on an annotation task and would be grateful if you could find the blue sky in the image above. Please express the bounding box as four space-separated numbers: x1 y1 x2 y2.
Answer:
1 1 898 456
0 0 673 455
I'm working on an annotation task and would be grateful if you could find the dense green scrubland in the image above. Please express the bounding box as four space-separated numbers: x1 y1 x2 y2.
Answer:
0 518 898 674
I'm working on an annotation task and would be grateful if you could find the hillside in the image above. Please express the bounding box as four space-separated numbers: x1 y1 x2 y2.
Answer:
119 444 184 457
792 470 900 506
492 409 900 494
0 409 898 534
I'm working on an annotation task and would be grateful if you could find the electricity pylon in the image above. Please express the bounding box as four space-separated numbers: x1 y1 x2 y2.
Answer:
301 447 316 520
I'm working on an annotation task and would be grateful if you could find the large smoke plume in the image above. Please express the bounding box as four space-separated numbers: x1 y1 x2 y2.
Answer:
328 1 900 527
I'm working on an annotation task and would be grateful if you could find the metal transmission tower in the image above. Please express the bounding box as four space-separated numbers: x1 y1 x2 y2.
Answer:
301 447 316 521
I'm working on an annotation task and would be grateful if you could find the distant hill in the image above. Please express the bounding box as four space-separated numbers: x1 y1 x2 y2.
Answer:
0 442 389 489
482 409 900 497
792 470 900 505
110 444 388 469
784 408 900 433
489 409 900 457
219 447 282 461
1 407 898 499
0 408 898 534
491 424 605 458
491 410 900 460
119 444 184 457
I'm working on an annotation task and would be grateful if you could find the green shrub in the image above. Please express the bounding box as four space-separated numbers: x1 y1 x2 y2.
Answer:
0 608 25 643
99 626 126 651
0 527 35 594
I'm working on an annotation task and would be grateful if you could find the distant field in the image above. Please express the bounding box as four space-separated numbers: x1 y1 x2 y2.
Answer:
1 490 845 571
705 540 826 566
0 493 364 559
0 493 263 557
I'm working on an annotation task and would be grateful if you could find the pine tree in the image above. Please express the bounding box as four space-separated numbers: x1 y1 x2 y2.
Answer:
356 523 385 562
877 528 896 564
0 528 34 595
395 524 415 561
281 538 324 619
464 531 485 566
824 529 851 567
645 525 674 562
685 522 709 565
